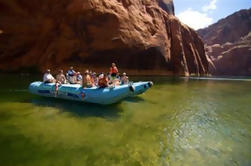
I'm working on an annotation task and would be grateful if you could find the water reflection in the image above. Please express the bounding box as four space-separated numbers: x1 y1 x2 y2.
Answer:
31 97 123 119
124 96 145 103
0 74 251 166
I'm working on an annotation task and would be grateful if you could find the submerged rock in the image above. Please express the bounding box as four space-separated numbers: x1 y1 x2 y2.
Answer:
0 0 209 76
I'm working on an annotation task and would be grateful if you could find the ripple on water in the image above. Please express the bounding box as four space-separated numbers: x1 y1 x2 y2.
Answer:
0 75 251 166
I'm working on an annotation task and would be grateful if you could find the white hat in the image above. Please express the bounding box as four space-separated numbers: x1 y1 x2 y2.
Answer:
99 74 104 79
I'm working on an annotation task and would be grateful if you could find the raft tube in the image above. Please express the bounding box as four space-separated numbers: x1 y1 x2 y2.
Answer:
29 81 153 105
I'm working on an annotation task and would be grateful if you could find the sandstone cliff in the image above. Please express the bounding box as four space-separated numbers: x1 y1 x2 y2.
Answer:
198 9 251 76
0 0 208 76
157 0 175 15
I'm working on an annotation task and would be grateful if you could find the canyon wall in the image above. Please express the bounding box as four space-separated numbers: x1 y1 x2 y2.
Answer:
198 9 251 76
0 0 209 75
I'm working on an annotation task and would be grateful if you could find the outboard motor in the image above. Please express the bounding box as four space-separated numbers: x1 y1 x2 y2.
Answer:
148 81 153 88
129 85 135 92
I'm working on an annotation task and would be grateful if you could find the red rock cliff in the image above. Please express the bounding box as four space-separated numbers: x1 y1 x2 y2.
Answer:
198 9 251 76
0 0 209 76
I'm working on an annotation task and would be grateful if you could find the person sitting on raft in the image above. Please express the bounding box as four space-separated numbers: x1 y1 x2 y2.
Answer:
121 72 129 84
98 73 108 88
66 66 76 84
109 63 118 78
56 69 66 84
76 72 83 85
113 73 121 86
43 69 56 83
91 72 98 86
83 70 93 88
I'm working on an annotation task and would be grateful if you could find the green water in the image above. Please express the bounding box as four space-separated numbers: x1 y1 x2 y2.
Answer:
0 74 250 166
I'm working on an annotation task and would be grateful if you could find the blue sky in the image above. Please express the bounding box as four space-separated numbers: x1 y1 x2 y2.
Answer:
175 0 251 30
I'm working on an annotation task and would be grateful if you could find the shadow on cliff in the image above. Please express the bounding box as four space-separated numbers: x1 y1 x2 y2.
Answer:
30 97 124 120
79 46 172 71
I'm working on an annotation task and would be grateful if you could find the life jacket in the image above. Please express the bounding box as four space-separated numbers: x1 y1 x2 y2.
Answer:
109 67 118 74
67 70 75 77
98 77 108 87
77 75 82 81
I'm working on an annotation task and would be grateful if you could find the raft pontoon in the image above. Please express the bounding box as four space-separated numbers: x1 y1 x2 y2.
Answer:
29 81 153 105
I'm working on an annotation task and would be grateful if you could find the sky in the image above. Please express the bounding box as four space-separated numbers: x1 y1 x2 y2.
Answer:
175 0 251 30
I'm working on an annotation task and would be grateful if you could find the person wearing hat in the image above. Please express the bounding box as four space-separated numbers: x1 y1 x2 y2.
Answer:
83 70 93 88
113 72 121 86
91 72 98 86
66 66 76 84
121 72 129 85
43 69 55 83
76 72 83 85
98 73 108 88
56 69 66 84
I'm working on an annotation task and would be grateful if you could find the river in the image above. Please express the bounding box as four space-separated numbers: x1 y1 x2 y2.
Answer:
0 74 250 166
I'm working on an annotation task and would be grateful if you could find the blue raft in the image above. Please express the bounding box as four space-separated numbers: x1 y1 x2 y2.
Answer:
29 81 153 105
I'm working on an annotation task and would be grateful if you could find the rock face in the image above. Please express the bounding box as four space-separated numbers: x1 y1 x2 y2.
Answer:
0 0 208 76
157 0 175 15
198 9 251 76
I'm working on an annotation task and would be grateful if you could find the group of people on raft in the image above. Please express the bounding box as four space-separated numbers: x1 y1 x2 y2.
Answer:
43 63 129 88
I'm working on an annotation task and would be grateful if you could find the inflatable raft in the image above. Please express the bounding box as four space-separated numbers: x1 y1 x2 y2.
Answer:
29 81 153 105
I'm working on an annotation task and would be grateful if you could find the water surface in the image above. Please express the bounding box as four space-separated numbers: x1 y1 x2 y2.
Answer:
0 74 250 166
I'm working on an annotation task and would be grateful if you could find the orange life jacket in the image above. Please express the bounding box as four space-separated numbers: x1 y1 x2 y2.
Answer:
110 67 118 74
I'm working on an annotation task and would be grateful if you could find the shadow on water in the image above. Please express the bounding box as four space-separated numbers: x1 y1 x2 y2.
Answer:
124 96 145 103
30 97 123 119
